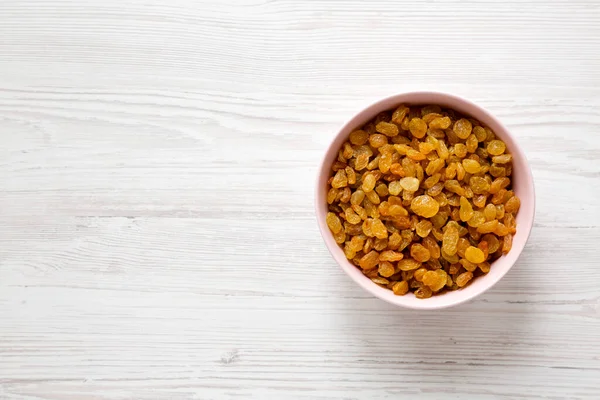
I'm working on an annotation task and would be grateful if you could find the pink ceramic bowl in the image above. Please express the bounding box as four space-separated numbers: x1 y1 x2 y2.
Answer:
315 92 535 310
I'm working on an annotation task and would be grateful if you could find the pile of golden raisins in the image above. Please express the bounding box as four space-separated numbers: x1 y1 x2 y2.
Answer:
325 104 520 298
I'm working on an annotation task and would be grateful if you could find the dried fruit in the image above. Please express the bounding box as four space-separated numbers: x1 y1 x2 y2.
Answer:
333 230 345 244
398 258 421 271
492 154 512 164
327 188 338 204
505 196 521 214
362 173 377 192
416 220 433 238
331 170 348 188
371 218 388 239
465 246 486 263
326 212 343 234
487 140 506 156
473 194 487 208
378 261 395 277
425 158 445 176
411 195 440 218
456 271 473 287
482 234 500 253
459 259 477 272
462 159 481 174
388 180 403 196
392 281 409 295
349 130 369 145
429 116 452 130
453 118 472 139
359 250 380 270
483 203 497 221
400 177 420 192
422 270 447 291
467 211 486 227
466 134 478 153
345 207 362 224
454 143 468 158
372 277 389 285
376 121 399 137
325 104 520 298
379 250 404 262
410 243 431 262
415 285 433 299
442 224 459 256
473 126 487 142
392 105 409 125
408 118 428 139
502 234 513 254
469 176 491 194
459 196 474 222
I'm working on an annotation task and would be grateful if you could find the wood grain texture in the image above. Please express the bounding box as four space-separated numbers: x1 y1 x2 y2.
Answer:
0 0 599 399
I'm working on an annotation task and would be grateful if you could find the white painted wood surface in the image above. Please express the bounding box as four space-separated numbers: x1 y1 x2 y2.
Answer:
1 0 599 398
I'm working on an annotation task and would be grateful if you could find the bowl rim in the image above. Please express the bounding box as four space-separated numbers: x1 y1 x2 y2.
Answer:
315 91 536 310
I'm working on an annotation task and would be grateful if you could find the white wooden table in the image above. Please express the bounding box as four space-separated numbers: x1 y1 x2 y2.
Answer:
1 1 599 399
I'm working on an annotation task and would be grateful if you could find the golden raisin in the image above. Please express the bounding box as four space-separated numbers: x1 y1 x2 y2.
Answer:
462 159 481 174
487 140 506 156
505 196 521 213
371 218 388 239
369 134 388 148
466 134 478 153
408 118 428 139
477 220 499 234
442 224 459 256
345 207 362 224
416 220 433 238
411 195 440 218
492 154 512 164
473 194 487 208
379 250 404 262
426 158 445 176
454 143 468 158
327 188 338 204
371 277 389 285
392 105 409 125
422 270 447 292
388 180 403 196
378 261 395 277
331 170 348 188
410 243 431 262
459 196 474 222
469 176 491 194
415 285 433 299
326 212 343 234
333 230 345 244
398 258 421 271
392 281 409 295
362 173 377 192
349 130 369 145
399 177 420 192
473 126 487 142
483 203 497 221
359 250 379 270
453 118 472 139
502 234 513 254
459 259 477 272
456 271 473 287
376 121 399 137
465 246 486 263
490 177 510 194
429 116 451 130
